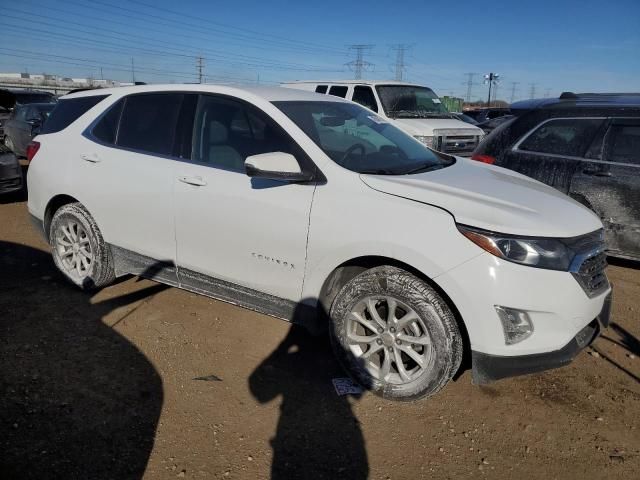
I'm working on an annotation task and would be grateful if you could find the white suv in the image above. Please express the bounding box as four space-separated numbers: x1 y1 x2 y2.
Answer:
281 80 485 156
27 84 611 400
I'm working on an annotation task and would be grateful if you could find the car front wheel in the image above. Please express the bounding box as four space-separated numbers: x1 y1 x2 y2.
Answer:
329 266 463 401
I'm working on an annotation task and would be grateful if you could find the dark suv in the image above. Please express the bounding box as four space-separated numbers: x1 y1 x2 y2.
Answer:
472 92 640 261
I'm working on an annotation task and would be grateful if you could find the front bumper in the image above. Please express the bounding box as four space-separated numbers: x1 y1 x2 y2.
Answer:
471 292 612 383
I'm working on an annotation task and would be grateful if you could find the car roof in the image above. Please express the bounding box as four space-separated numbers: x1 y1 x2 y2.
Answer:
61 84 350 103
511 93 640 111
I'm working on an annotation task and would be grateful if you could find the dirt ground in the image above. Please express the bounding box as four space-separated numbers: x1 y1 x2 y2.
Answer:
1 183 639 480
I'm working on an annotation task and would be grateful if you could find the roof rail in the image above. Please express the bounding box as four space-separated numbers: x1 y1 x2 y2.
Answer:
560 91 640 99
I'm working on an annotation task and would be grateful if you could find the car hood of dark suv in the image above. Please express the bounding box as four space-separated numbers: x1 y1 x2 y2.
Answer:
360 157 603 238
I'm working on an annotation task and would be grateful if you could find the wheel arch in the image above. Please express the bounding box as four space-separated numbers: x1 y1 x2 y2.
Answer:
44 194 81 241
317 255 471 375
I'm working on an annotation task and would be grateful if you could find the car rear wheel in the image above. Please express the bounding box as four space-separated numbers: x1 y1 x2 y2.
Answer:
50 202 115 290
329 266 463 401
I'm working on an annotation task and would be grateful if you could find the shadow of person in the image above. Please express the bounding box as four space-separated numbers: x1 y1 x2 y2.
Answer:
249 318 369 479
0 241 166 480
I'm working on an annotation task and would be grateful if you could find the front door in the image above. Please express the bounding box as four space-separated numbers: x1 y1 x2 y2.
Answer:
503 117 607 193
570 118 640 259
174 94 316 302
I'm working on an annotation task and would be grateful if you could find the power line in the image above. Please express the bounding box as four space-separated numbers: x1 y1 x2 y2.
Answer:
463 73 478 102
346 45 374 80
390 44 411 82
510 82 520 103
196 56 204 84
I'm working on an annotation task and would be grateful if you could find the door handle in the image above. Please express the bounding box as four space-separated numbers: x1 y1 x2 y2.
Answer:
178 175 207 186
582 168 611 177
80 153 101 163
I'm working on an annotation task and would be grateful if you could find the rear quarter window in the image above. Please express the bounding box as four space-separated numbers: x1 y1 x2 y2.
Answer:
40 95 108 134
518 118 604 157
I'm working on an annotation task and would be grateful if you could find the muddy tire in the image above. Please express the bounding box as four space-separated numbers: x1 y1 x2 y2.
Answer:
329 266 463 401
49 202 115 290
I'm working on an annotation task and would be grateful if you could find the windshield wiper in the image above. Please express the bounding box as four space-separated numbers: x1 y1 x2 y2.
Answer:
359 168 400 175
400 163 445 175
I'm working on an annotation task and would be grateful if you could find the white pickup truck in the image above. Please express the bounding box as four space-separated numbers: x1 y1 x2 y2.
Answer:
282 80 484 156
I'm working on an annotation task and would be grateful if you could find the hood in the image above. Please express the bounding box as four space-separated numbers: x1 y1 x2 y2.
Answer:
390 118 483 136
360 158 602 238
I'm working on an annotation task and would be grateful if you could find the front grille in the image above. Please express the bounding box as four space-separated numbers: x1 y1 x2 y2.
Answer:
434 134 481 157
569 230 609 297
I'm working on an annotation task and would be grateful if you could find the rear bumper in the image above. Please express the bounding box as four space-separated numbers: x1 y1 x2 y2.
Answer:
471 292 612 384
0 159 23 194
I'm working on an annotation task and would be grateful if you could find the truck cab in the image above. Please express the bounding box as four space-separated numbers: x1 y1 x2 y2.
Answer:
281 80 484 157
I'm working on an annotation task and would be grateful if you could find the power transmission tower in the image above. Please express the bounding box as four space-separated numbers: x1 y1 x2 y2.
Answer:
390 44 410 81
529 83 537 99
131 58 135 83
196 56 205 84
463 73 478 102
492 82 500 104
509 82 519 103
544 87 552 98
346 44 374 80
484 73 500 107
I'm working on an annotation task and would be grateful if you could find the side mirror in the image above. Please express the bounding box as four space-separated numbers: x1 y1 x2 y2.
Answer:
245 152 314 182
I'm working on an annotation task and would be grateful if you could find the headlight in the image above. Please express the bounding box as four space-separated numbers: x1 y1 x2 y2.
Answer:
414 135 435 148
458 225 574 271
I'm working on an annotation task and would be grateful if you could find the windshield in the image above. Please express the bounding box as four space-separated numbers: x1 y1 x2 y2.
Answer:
15 93 56 105
274 101 453 175
376 85 448 118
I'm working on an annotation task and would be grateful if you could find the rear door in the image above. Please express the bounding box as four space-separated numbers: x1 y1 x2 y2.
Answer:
569 118 640 259
77 92 194 280
503 117 606 193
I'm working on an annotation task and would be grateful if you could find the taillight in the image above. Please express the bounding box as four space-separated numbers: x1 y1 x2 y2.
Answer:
471 154 496 164
26 141 40 162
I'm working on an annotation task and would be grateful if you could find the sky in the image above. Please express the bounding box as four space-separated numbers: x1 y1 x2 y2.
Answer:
0 0 639 101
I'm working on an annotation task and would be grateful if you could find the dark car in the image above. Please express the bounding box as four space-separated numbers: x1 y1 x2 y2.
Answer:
3 103 56 157
0 143 23 195
464 107 511 124
471 92 640 261
0 89 56 141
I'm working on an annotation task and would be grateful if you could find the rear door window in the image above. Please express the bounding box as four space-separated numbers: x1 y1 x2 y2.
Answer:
40 95 108 134
518 118 605 157
605 123 640 165
116 93 183 156
351 86 378 112
328 86 348 98
91 99 124 145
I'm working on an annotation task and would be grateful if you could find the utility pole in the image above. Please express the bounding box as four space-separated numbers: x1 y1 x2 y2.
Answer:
529 83 537 99
346 44 374 80
484 73 499 107
509 82 519 103
196 56 204 84
390 44 410 81
131 58 135 84
463 73 478 103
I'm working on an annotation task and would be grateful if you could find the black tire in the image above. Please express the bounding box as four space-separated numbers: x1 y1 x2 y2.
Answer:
49 202 115 290
329 266 463 401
